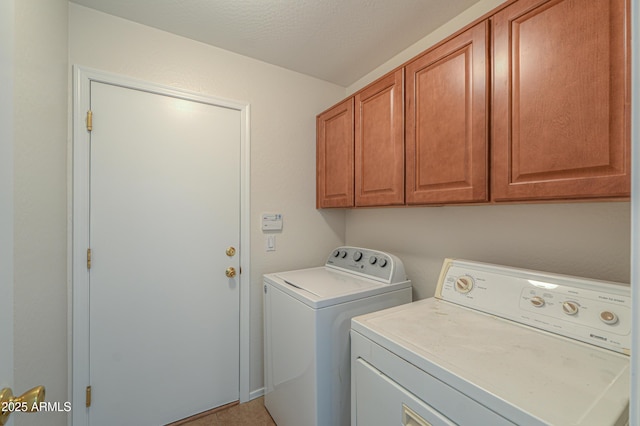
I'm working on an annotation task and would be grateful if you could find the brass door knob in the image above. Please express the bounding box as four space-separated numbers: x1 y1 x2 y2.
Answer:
0 386 45 425
225 267 236 278
225 246 236 257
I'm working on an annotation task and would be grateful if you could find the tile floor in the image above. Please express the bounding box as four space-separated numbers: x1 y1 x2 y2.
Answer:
175 397 276 426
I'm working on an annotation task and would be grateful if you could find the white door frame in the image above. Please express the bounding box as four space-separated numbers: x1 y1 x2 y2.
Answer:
70 66 251 426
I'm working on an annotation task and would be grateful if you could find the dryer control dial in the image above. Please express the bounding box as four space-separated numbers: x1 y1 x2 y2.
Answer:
353 251 363 262
562 301 579 316
455 276 474 294
530 296 545 307
600 311 618 325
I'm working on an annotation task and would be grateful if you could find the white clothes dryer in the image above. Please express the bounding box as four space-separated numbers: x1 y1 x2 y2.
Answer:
263 246 412 426
350 258 630 426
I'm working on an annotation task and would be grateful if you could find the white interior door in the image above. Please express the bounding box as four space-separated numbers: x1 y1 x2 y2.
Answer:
87 81 241 425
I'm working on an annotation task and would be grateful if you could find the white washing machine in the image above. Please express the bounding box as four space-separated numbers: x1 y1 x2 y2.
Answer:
351 258 631 426
263 246 412 426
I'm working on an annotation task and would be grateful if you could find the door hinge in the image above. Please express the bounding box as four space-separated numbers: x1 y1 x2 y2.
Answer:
86 385 92 407
86 110 93 132
87 248 92 270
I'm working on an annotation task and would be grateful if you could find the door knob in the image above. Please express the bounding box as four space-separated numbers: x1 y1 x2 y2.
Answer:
225 246 236 257
0 386 45 425
225 267 236 278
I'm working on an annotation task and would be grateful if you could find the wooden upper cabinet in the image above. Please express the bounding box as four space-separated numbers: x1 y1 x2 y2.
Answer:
406 21 489 205
317 0 630 208
316 98 354 208
354 69 405 206
492 0 630 201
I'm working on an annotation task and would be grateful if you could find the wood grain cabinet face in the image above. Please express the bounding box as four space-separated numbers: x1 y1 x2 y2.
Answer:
355 69 405 207
492 0 630 201
405 21 489 205
316 98 354 208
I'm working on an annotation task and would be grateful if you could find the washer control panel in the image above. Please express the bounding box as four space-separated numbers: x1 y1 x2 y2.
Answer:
325 246 407 284
435 258 631 354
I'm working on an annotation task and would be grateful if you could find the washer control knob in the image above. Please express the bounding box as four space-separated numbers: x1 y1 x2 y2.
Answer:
339 250 347 258
530 296 545 307
369 256 377 265
600 311 618 325
562 301 579 316
332 250 340 258
353 251 363 262
454 276 474 294
378 258 388 268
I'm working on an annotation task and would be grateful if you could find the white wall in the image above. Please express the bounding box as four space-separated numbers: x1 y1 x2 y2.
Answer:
68 3 346 397
12 1 69 426
344 0 631 298
346 203 630 300
0 0 15 408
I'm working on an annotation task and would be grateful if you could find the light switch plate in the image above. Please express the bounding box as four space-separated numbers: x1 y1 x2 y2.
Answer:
266 235 276 252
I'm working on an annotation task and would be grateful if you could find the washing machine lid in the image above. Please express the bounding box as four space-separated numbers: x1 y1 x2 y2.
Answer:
264 267 410 309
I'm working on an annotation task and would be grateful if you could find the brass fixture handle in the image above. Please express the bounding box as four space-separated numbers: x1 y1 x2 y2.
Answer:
225 267 236 278
0 386 45 425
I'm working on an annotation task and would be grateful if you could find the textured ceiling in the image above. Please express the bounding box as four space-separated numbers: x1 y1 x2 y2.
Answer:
70 0 481 86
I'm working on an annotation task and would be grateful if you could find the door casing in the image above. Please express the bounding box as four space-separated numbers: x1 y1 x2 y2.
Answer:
70 66 251 426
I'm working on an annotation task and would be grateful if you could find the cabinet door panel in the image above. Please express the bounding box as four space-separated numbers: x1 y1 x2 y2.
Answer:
492 0 630 201
317 98 354 208
355 69 405 206
406 21 488 204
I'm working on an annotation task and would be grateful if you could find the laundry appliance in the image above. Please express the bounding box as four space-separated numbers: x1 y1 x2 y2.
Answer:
351 258 630 425
263 246 412 426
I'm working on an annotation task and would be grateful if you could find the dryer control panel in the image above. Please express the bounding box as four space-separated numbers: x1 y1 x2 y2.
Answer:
325 246 407 284
434 258 631 354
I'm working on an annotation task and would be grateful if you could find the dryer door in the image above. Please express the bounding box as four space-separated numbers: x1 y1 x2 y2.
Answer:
354 359 454 426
